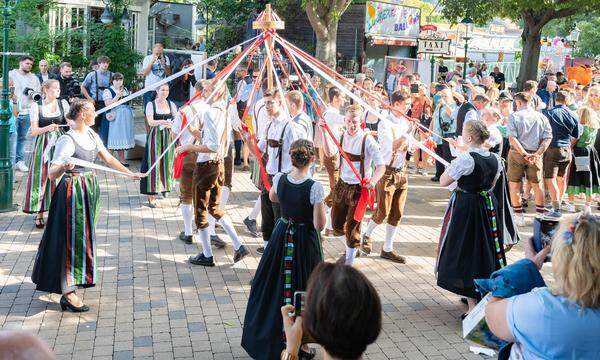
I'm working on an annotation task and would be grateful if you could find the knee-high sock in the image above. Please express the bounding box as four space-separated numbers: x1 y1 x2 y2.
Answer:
208 215 216 236
326 208 333 231
221 186 231 207
218 217 242 250
248 196 261 220
384 224 397 252
363 219 378 238
345 246 358 265
180 204 194 236
198 228 213 257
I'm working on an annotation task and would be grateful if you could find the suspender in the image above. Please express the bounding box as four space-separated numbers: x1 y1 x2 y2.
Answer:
339 133 368 179
266 121 290 173
94 70 112 101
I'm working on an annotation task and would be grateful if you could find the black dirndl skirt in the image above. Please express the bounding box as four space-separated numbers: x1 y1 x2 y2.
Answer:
492 168 520 246
31 172 100 294
566 146 600 197
241 218 323 360
436 191 506 299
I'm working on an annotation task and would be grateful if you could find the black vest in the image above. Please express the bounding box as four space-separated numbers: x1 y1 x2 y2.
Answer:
457 152 499 193
277 174 314 223
456 102 476 135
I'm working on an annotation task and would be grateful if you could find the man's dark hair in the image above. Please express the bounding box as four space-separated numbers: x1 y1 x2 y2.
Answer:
473 94 491 103
97 55 111 64
111 72 124 82
328 87 341 103
304 263 381 359
556 90 570 104
514 92 531 104
59 62 72 70
390 90 409 105
207 59 217 67
522 80 538 92
20 55 34 63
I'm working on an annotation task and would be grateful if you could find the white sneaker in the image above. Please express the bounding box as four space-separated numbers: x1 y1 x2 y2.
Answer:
15 161 28 172
515 213 526 227
563 202 576 213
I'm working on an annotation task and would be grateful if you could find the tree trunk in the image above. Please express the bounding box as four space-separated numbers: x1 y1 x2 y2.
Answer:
314 23 338 69
517 18 542 90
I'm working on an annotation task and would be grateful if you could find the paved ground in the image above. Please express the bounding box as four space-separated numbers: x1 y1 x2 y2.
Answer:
1 151 542 359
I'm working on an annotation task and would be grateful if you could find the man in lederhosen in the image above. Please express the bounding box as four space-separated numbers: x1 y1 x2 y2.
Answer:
176 83 249 267
362 90 413 263
323 104 385 266
256 88 300 253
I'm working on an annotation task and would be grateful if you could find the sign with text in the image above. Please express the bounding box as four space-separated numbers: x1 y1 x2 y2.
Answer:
417 38 451 54
365 1 420 39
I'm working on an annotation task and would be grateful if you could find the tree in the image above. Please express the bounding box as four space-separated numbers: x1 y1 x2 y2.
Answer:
543 15 600 58
439 0 600 88
304 0 352 68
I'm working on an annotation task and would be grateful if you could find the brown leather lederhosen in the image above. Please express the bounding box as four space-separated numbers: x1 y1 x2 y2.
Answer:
371 129 409 227
193 105 229 229
331 133 368 248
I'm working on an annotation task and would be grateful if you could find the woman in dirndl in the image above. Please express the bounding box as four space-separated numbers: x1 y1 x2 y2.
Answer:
140 83 176 207
31 100 141 312
23 79 70 228
566 106 600 212
103 72 135 166
242 140 326 360
436 120 506 316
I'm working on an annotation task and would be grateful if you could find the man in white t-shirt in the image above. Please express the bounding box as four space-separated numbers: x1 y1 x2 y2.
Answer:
142 43 171 111
9 56 41 172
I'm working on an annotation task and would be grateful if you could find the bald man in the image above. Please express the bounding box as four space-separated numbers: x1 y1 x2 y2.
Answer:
0 331 55 360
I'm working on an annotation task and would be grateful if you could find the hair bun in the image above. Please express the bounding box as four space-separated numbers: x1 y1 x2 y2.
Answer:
289 139 315 168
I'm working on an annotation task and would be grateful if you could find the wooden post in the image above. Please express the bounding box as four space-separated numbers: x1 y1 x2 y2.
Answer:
252 4 285 90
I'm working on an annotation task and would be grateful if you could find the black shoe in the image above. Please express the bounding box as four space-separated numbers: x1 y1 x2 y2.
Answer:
179 231 193 244
256 246 265 255
234 245 249 263
60 296 89 312
430 176 440 182
211 235 226 248
189 253 215 267
243 217 259 237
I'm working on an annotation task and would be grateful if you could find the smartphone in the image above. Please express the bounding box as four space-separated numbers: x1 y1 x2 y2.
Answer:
410 83 419 94
293 291 306 318
533 217 560 261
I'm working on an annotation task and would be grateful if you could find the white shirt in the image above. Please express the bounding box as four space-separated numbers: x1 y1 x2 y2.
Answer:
446 147 501 183
272 172 325 205
142 54 171 88
252 97 269 140
292 112 313 140
338 130 384 184
379 113 411 168
173 100 208 146
315 106 344 149
9 69 41 115
452 106 479 125
52 129 107 165
487 124 503 148
258 113 300 175
197 100 231 162
29 99 70 127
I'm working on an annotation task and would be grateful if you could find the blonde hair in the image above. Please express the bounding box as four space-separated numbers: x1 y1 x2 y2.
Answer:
345 104 364 119
577 106 600 129
464 119 490 145
485 87 500 103
41 79 60 96
286 90 304 108
584 85 600 107
551 215 600 308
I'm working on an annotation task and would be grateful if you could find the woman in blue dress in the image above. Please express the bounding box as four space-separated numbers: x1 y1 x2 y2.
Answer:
103 72 135 166
242 139 326 359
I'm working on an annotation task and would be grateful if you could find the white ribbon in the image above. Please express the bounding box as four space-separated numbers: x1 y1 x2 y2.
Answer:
278 37 449 167
95 35 261 116
67 157 133 177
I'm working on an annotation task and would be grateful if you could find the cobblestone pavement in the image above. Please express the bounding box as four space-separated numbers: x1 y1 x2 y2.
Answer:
1 159 538 360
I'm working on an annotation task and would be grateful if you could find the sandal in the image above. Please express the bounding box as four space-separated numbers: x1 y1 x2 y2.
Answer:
35 217 45 229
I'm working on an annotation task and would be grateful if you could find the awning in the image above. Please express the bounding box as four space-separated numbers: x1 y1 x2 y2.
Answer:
369 35 417 47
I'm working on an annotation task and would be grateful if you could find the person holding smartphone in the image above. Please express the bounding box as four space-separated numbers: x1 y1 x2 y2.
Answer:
142 43 172 114
242 139 326 360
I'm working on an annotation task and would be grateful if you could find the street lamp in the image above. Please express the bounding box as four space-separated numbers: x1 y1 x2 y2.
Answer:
460 17 473 79
100 0 131 27
568 23 581 67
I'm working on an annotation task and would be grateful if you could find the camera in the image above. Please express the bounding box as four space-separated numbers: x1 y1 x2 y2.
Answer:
440 121 452 132
533 217 560 262
23 87 42 102
65 78 82 99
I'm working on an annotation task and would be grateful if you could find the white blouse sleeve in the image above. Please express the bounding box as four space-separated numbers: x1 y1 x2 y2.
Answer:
310 181 325 205
90 130 107 153
102 89 113 102
169 101 178 119
145 102 154 118
61 99 70 117
446 152 475 180
51 135 75 165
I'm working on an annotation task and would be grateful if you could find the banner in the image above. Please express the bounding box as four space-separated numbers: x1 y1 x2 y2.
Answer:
365 1 420 39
